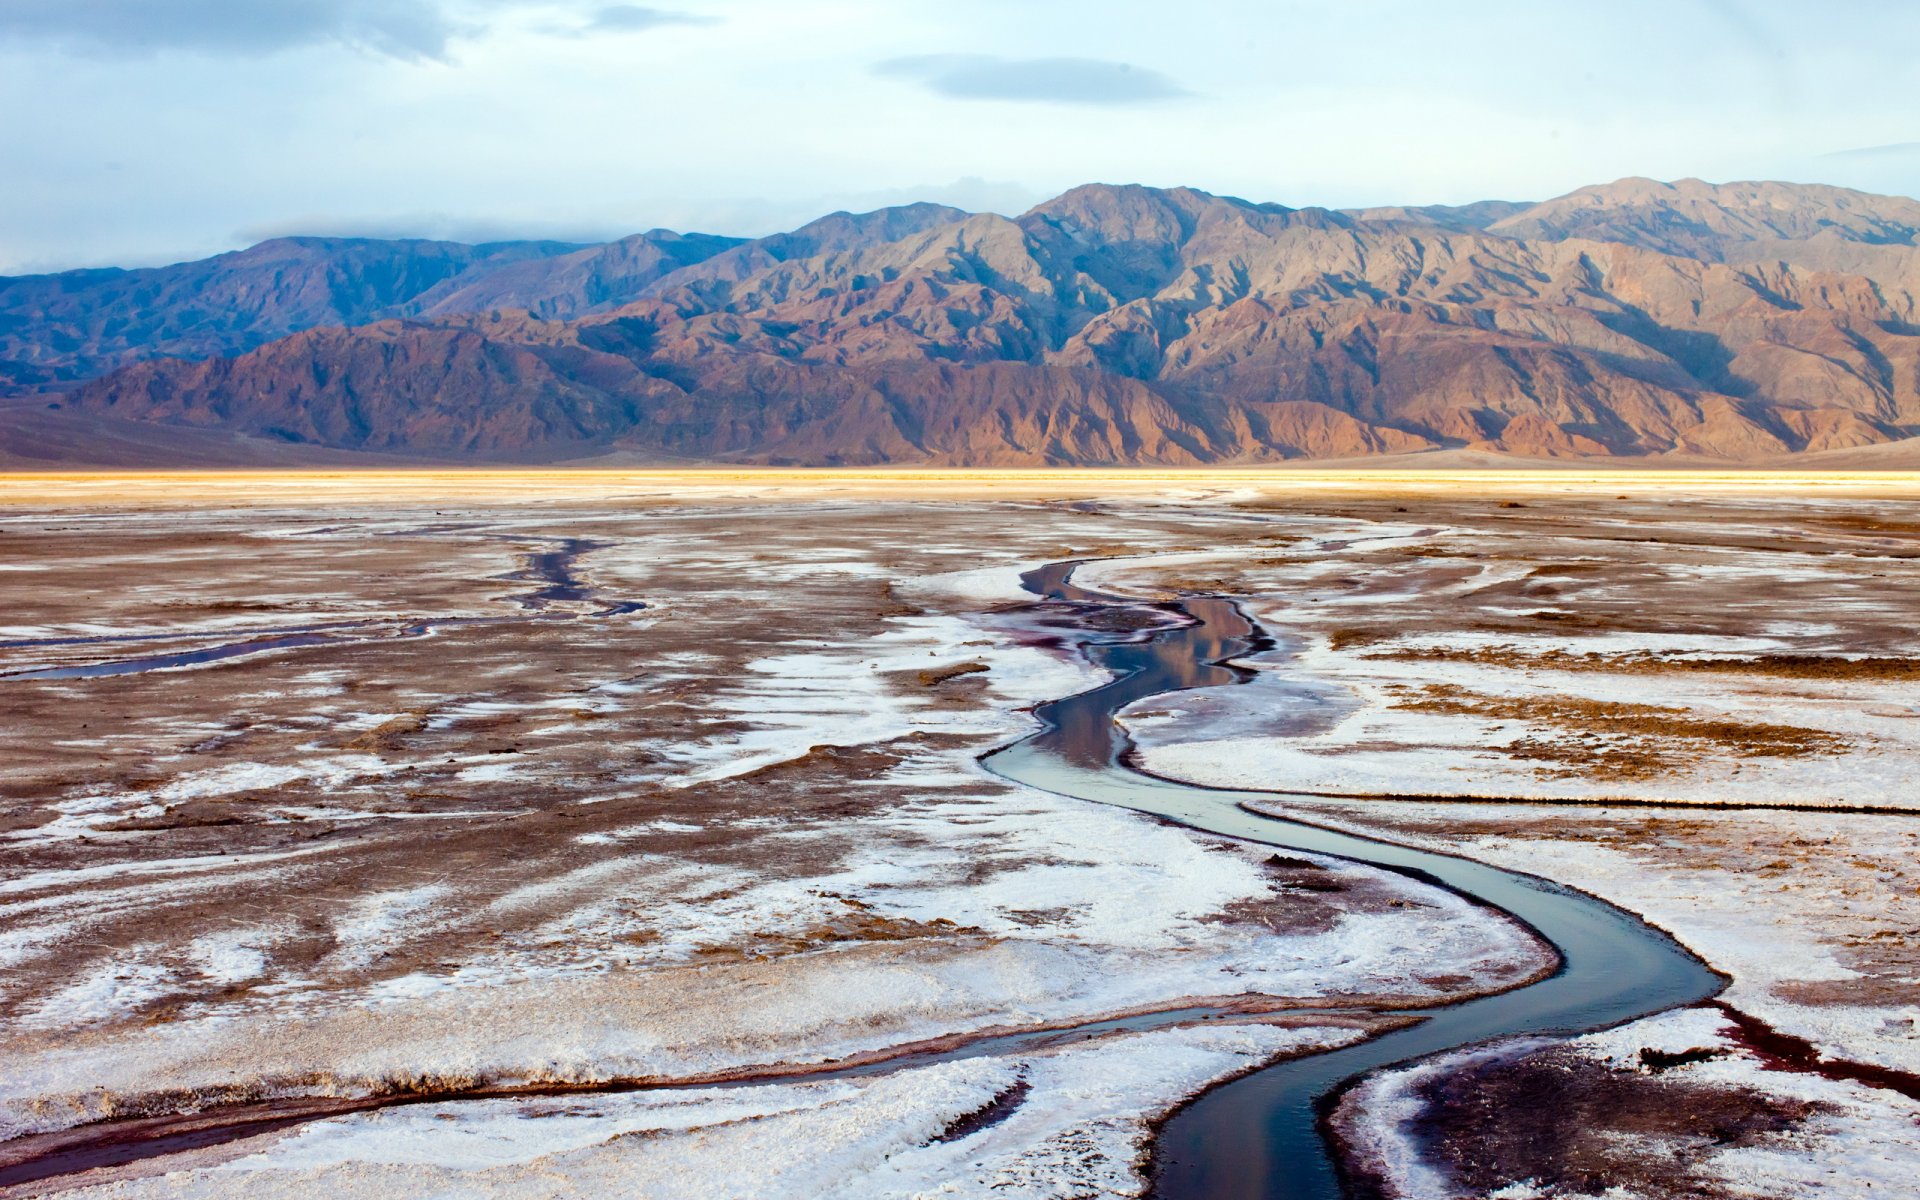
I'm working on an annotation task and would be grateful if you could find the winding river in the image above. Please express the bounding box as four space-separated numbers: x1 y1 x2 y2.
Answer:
0 553 1723 1195
982 561 1723 1200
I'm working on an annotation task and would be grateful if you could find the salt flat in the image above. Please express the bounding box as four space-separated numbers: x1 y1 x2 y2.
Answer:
3 467 1920 508
1 473 1916 1198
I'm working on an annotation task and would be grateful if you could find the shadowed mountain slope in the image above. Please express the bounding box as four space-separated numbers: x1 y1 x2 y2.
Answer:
0 231 746 392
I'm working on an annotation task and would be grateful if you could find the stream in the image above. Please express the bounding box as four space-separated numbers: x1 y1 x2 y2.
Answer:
980 561 1724 1200
0 536 640 682
0 555 1722 1196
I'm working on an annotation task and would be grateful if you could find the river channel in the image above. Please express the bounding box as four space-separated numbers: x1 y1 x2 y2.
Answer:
981 561 1722 1200
0 555 1721 1195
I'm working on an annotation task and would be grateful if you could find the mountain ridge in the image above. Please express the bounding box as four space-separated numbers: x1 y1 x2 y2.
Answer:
11 177 1920 467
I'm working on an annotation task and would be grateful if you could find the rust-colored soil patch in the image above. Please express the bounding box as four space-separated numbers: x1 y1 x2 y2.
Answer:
1391 684 1849 780
1373 646 1920 682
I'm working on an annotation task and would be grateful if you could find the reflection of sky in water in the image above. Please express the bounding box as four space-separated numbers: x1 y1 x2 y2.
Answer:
987 573 1722 1200
1023 592 1288 771
1119 641 1358 749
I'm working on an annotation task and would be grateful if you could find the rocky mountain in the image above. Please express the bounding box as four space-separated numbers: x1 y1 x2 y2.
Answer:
0 230 744 392
13 178 1920 465
1486 177 1920 260
0 208 982 395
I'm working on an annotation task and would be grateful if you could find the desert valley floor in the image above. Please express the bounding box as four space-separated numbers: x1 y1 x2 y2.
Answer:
0 470 1917 1199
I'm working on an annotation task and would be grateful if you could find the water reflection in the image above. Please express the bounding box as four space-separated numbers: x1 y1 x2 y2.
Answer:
1019 564 1254 770
984 560 1722 1200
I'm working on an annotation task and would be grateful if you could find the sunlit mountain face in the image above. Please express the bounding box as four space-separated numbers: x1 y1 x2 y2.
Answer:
8 178 1920 468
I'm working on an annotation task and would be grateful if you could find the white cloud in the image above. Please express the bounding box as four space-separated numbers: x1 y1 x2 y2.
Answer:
874 54 1191 105
584 5 717 32
0 0 1915 273
0 0 462 61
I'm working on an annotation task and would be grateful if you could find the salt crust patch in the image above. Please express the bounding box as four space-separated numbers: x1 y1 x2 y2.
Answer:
15 757 395 843
1242 802 1920 1075
190 929 283 986
65 1023 1351 1200
526 754 1542 985
0 538 1542 1156
1137 611 1920 809
454 761 522 783
0 846 336 900
646 613 1095 785
21 952 175 1029
325 885 454 973
905 559 1064 607
0 748 1545 1140
1346 1008 1920 1200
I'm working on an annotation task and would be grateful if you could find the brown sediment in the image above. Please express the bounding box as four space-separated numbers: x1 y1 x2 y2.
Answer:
1326 627 1395 651
689 904 983 961
1388 683 1849 780
1709 1001 1920 1104
1335 1038 1831 1200
1803 514 1920 537
1249 787 1920 817
914 661 990 687
1369 645 1920 682
1335 1001 1920 1200
0 1000 1395 1195
1203 851 1479 939
1775 972 1920 1009
929 1078 1032 1144
1147 574 1257 596
874 580 925 618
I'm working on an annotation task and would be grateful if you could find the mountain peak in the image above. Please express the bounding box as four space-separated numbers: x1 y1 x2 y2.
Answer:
13 176 1920 467
779 202 972 255
1493 177 1920 257
1021 183 1291 244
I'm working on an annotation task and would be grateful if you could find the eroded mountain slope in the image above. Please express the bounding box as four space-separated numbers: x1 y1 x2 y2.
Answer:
18 179 1920 463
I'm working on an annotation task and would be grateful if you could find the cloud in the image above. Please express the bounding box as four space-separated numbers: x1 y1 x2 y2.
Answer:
232 212 627 247
0 0 459 61
1825 141 1920 160
873 54 1191 105
584 5 718 33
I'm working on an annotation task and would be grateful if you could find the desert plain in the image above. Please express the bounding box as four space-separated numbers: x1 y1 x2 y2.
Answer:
0 469 1917 1199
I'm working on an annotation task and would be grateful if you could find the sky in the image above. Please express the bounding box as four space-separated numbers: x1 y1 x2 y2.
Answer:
3 0 1918 273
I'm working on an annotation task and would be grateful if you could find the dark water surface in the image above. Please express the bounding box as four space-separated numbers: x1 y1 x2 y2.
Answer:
0 537 641 682
980 562 1722 1200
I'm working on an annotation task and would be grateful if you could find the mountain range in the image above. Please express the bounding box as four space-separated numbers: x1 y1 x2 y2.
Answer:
7 176 1920 467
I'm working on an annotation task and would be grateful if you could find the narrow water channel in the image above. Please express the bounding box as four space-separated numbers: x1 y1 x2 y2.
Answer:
0 536 641 682
0 556 1720 1195
980 562 1723 1200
